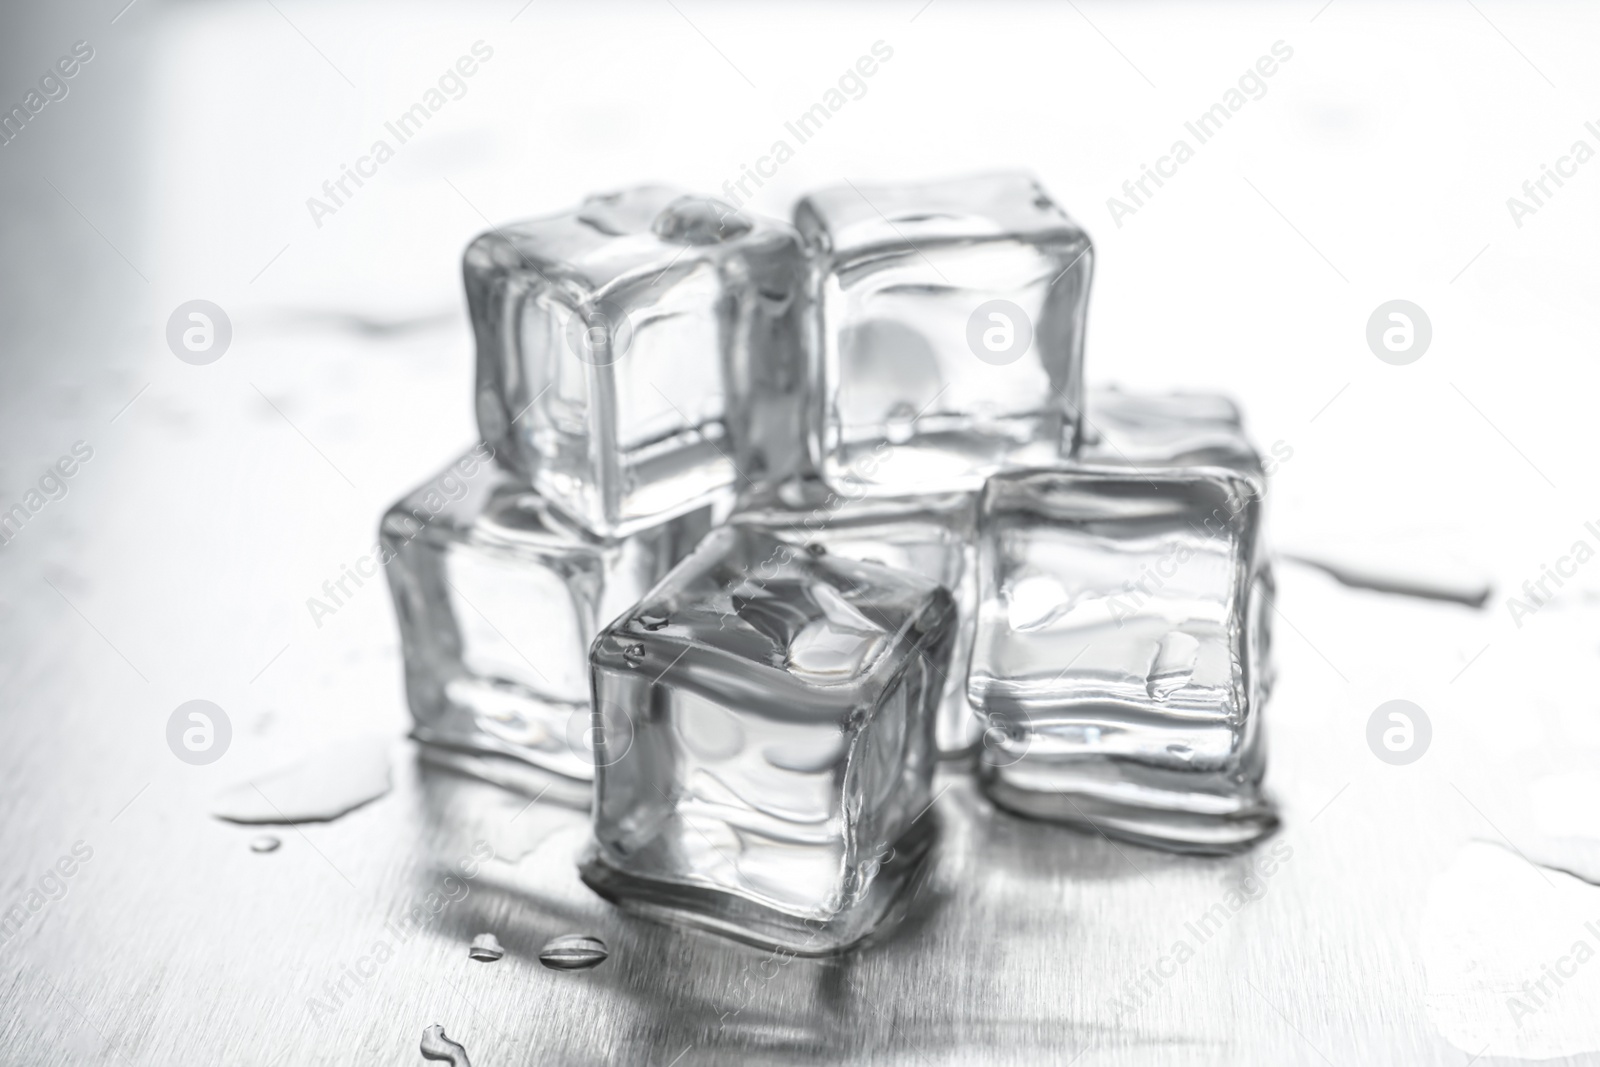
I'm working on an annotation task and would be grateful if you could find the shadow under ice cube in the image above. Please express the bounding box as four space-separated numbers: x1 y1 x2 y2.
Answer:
794 172 1092 497
969 468 1276 853
381 446 717 784
465 185 807 537
581 525 954 954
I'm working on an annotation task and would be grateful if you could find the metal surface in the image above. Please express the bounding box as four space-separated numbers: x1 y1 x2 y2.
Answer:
5 2 1600 1063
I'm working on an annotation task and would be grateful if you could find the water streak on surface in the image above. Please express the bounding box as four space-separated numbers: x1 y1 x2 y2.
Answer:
1282 553 1491 608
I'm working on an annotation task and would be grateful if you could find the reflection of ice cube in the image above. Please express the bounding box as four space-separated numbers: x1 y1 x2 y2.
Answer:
969 468 1276 853
795 173 1092 498
582 525 953 954
733 481 980 757
1077 385 1265 484
466 186 807 536
381 446 719 782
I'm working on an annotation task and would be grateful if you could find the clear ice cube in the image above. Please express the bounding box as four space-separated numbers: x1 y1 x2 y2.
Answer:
381 445 719 782
466 186 808 537
581 524 953 954
795 172 1092 497
1077 385 1264 483
968 468 1276 853
733 480 980 757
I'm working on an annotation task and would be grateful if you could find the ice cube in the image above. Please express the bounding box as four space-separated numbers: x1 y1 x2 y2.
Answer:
466 186 807 537
1077 385 1264 483
380 445 720 782
968 468 1276 853
794 172 1092 497
733 480 980 757
581 524 953 954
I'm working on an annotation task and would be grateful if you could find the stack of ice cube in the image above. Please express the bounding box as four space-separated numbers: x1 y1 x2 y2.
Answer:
383 173 1276 954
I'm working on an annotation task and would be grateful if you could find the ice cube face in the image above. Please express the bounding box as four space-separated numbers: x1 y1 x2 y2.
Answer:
466 186 808 537
381 446 718 782
969 469 1275 853
733 481 980 757
795 173 1092 498
582 525 953 954
1078 386 1264 484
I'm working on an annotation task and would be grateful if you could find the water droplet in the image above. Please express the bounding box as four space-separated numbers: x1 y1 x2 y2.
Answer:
805 542 827 557
420 1023 471 1066
538 933 608 970
622 642 645 668
467 933 504 962
652 196 751 245
250 835 280 853
639 613 669 631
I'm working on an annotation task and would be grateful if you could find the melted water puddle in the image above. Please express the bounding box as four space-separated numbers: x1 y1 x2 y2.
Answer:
1423 842 1600 1059
212 736 393 824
